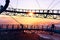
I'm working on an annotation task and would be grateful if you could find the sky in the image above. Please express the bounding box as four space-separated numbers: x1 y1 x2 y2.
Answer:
0 0 60 26
0 0 60 9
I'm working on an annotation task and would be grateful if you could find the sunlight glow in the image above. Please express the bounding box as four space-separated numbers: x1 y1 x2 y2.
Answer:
28 12 34 17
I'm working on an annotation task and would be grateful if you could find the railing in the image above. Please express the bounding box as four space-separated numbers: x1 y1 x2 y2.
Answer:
6 7 60 14
0 24 46 30
0 24 60 34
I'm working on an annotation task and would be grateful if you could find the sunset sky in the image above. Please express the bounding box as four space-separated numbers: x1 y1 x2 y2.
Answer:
0 0 60 28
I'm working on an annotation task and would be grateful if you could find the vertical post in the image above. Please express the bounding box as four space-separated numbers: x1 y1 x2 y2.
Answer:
35 10 36 12
20 24 24 29
42 25 44 31
17 25 20 29
47 10 50 13
0 24 2 35
20 24 24 33
30 25 33 29
52 10 54 13
34 25 35 29
2 24 3 29
27 25 28 29
6 24 9 29
39 10 40 13
50 24 55 35
0 24 2 29
22 9 24 12
43 10 44 13
12 24 14 29
57 10 59 13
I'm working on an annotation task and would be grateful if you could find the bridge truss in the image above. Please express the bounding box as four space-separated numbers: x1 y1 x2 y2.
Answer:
2 7 60 20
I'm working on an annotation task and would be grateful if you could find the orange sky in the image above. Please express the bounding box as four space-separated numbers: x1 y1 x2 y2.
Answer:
12 16 60 25
0 15 60 26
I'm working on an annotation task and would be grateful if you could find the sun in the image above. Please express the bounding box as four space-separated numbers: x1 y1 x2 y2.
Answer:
28 12 34 17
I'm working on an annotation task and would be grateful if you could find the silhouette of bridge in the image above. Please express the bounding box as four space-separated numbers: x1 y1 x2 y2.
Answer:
3 7 60 20
5 7 60 15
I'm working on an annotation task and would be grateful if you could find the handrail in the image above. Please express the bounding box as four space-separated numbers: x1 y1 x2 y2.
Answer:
0 0 10 13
